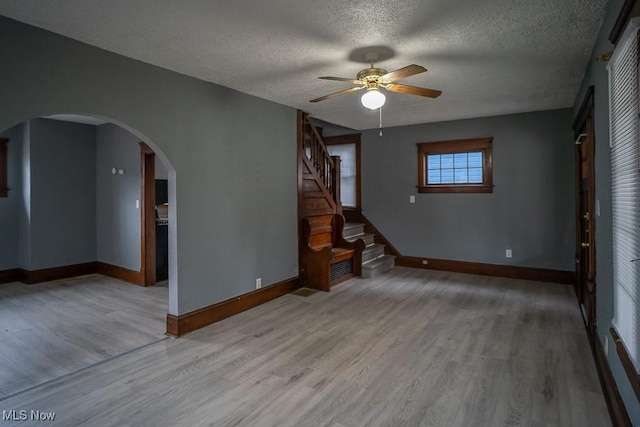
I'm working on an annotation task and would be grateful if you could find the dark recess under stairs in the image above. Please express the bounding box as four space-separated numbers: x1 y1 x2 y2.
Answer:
343 223 395 277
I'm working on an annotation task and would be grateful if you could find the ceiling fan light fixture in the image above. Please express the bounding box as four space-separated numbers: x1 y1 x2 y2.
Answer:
361 89 386 110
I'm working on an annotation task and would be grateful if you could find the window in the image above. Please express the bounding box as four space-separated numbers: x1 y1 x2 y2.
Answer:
0 138 7 198
417 137 493 193
609 21 640 375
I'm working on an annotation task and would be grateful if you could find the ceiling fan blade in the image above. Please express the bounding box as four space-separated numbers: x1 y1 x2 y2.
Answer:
309 86 364 103
384 83 442 98
380 64 427 83
318 76 361 84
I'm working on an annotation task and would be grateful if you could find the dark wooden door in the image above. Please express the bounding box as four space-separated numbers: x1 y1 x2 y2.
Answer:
575 109 596 346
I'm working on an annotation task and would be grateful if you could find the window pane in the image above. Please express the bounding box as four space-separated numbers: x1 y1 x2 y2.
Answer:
454 169 468 183
427 155 441 170
441 169 454 183
468 152 482 168
441 154 454 169
468 168 483 183
417 138 492 193
454 153 467 169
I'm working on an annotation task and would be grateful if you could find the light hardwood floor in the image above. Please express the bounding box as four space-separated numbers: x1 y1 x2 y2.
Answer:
0 274 168 398
0 268 609 426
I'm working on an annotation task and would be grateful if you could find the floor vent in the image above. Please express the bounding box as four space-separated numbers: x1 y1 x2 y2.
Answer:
331 259 353 281
292 288 317 297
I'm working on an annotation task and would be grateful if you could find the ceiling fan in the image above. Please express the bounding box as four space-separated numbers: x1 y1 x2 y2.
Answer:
310 63 442 109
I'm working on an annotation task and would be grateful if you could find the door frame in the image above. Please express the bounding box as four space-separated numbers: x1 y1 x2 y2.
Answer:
140 142 156 286
573 86 597 346
323 133 362 211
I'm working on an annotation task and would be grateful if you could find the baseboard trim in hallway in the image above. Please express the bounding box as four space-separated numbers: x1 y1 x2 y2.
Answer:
96 262 143 286
0 268 19 284
0 262 143 286
0 336 171 404
166 276 300 337
19 262 98 284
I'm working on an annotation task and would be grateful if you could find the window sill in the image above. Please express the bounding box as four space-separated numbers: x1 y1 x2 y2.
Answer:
417 185 493 194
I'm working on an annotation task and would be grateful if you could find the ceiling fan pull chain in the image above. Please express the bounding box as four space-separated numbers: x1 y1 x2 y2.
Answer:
379 106 384 137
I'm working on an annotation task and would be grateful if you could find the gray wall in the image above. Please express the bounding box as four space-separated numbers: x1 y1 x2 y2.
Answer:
96 123 141 271
0 124 23 270
155 156 168 179
360 109 575 271
28 118 97 270
573 0 640 423
0 17 298 314
2 119 161 275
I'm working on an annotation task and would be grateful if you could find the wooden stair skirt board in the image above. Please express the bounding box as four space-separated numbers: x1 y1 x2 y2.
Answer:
396 256 575 284
342 209 402 258
343 222 396 278
166 276 300 337
0 262 144 286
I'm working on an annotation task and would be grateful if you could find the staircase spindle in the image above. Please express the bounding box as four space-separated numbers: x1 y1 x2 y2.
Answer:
301 113 341 208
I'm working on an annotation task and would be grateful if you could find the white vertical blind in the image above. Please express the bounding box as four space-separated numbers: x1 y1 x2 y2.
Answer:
610 21 640 373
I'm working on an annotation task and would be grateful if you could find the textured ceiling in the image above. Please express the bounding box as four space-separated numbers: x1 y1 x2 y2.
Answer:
0 0 608 130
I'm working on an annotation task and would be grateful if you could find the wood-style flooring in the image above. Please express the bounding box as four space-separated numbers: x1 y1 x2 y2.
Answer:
0 268 609 426
0 274 167 398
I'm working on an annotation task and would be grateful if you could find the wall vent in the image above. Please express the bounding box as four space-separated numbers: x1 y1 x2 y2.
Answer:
331 259 353 281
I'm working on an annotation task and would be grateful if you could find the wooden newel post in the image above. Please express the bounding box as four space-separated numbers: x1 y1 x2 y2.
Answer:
331 155 341 213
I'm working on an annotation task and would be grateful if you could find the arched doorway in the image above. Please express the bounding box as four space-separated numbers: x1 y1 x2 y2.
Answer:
0 114 178 398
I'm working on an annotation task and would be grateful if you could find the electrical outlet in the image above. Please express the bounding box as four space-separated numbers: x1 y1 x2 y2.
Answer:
422 260 429 265
410 195 415 204
506 249 512 258
256 278 262 289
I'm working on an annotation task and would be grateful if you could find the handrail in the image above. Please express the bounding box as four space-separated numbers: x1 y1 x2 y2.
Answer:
308 120 333 165
302 114 340 207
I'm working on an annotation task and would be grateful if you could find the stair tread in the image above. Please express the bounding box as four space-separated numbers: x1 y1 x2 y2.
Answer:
345 233 374 241
342 223 366 239
363 254 396 269
344 222 365 229
363 243 384 252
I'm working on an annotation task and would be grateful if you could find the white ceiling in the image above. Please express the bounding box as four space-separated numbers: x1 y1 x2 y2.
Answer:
0 0 608 130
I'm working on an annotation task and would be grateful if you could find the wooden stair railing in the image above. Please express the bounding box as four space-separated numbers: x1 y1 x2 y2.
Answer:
302 113 341 211
301 213 365 291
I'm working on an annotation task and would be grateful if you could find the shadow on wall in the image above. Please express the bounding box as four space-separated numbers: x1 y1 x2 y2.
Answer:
0 113 177 319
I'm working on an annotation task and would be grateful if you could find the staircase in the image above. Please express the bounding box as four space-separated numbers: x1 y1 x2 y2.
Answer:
343 223 395 278
297 110 396 288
